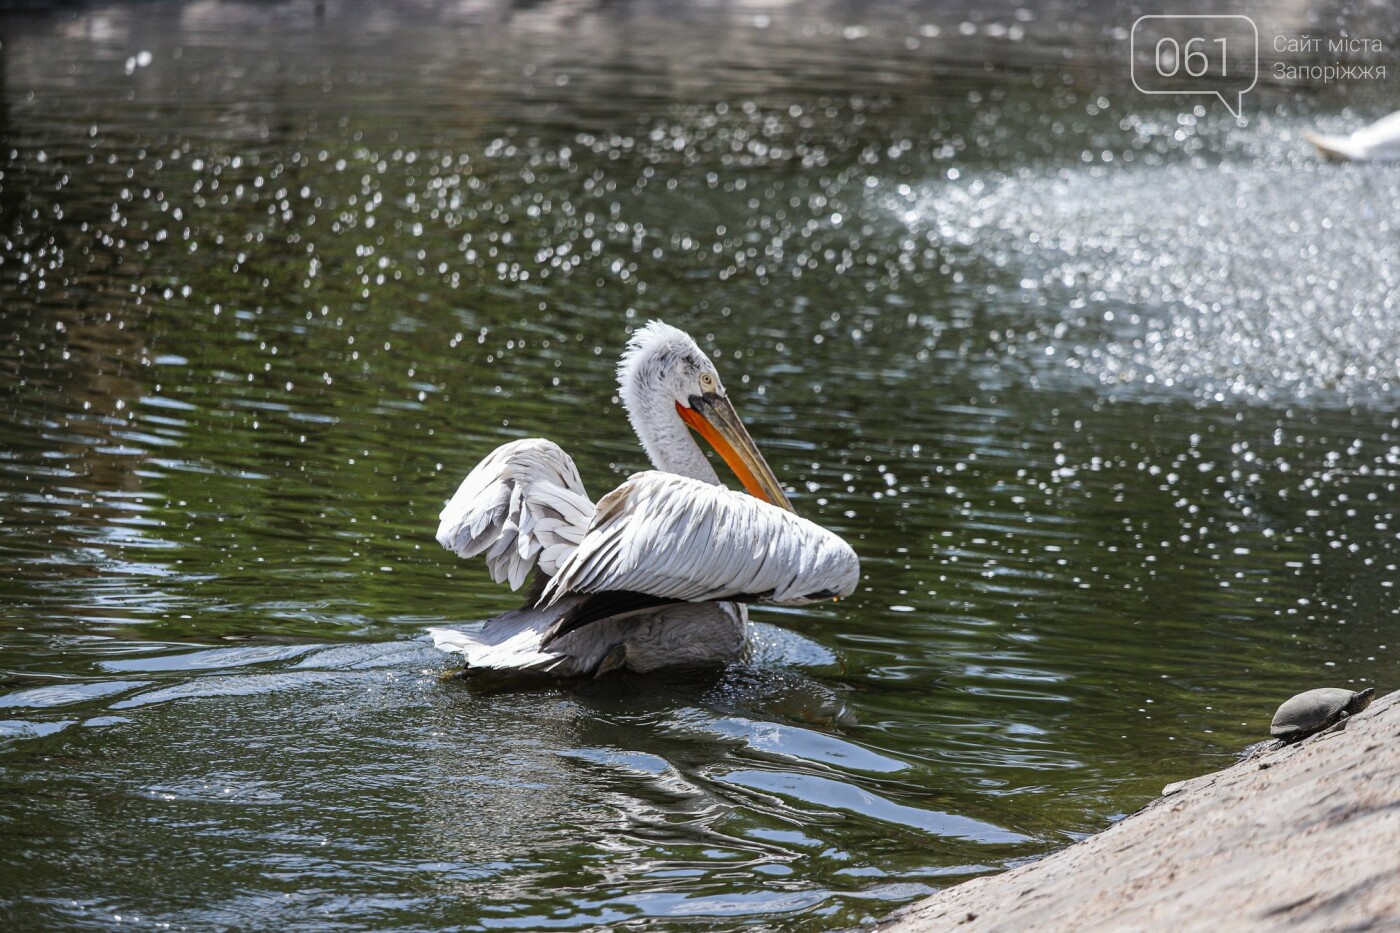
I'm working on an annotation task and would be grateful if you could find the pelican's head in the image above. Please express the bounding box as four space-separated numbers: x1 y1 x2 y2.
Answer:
618 320 795 511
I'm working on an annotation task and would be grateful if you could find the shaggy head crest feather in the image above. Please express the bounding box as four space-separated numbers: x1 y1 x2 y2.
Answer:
617 320 722 414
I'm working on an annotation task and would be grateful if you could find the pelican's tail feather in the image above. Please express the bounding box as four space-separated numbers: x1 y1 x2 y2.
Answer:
429 594 610 675
430 613 563 673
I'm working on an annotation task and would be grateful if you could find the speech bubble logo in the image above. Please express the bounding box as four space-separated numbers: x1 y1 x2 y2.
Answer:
1131 15 1259 120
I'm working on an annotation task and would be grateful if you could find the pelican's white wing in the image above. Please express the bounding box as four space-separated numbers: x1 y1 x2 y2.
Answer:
542 471 860 608
436 438 595 590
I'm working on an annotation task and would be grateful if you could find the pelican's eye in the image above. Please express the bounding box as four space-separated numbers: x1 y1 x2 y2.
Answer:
699 371 717 392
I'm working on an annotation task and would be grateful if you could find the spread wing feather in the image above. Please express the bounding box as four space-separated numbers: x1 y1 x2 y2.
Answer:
436 438 595 590
542 472 860 609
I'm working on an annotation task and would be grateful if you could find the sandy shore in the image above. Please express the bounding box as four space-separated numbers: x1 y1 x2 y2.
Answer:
880 688 1400 932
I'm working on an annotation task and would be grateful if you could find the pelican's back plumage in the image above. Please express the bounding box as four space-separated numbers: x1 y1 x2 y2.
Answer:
544 472 858 607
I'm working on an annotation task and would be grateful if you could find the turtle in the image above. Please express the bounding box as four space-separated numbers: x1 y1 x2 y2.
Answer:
1270 687 1375 743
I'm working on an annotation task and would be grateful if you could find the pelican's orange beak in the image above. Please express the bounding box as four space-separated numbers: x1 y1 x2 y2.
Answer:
677 393 796 512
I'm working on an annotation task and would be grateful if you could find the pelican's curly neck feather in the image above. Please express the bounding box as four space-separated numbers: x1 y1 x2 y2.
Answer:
617 321 721 484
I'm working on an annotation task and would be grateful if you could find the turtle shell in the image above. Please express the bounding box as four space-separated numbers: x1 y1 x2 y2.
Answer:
1270 687 1374 741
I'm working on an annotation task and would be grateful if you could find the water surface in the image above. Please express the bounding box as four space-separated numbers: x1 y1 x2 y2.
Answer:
2 1 1399 930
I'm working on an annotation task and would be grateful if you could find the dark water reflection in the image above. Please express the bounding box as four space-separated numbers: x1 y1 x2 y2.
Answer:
2 0 1399 929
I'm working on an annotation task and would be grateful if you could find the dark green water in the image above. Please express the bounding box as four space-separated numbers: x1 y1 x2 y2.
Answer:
2 1 1398 929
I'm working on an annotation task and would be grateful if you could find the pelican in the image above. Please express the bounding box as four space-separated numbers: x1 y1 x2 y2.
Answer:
430 320 859 676
1304 111 1400 162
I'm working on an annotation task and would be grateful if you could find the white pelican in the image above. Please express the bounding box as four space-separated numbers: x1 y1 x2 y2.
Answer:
430 321 859 676
1304 111 1400 162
